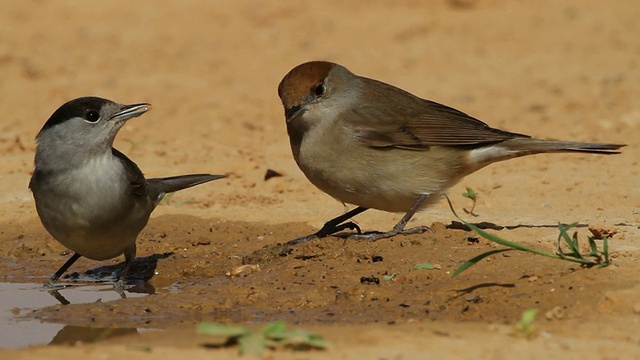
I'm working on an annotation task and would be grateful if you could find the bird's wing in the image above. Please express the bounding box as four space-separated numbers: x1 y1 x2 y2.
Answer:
111 148 149 198
349 95 528 149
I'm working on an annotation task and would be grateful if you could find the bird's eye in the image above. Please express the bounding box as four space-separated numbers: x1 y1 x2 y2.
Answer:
314 83 326 97
84 110 100 123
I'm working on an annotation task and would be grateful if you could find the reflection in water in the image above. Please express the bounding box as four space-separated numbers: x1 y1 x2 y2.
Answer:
47 289 71 305
0 282 155 348
46 282 156 305
43 252 172 305
61 252 174 284
49 325 138 345
0 252 174 348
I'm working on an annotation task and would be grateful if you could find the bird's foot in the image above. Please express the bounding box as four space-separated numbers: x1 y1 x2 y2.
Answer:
44 278 73 305
43 279 56 289
349 225 433 241
113 279 127 298
285 221 362 246
284 234 319 246
317 221 361 237
43 279 69 291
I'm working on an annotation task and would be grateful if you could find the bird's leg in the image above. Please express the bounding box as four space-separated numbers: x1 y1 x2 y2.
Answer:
314 206 368 237
113 245 135 297
351 194 433 241
47 289 71 305
44 252 81 289
285 207 369 246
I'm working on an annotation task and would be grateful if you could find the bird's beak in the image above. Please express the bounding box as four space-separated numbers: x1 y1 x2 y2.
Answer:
110 103 152 122
285 104 304 123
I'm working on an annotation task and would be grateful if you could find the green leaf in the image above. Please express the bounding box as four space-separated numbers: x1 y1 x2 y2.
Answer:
383 272 400 281
414 263 435 270
278 330 330 349
462 186 478 200
520 308 539 326
303 334 331 349
197 322 250 338
238 332 267 356
262 320 288 340
515 308 539 336
197 321 330 355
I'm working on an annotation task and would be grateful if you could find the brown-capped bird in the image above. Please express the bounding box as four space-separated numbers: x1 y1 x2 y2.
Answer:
278 61 625 244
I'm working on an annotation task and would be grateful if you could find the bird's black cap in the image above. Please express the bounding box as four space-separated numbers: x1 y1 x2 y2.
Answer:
39 96 112 133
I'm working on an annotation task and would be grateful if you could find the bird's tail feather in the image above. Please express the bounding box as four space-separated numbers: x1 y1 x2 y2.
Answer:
469 138 625 166
148 174 224 205
501 138 625 155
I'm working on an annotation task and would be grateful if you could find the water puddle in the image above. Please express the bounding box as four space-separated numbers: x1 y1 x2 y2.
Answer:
0 282 152 348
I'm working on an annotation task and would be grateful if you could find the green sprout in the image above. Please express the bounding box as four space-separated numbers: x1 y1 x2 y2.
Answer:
197 321 330 356
515 308 539 338
446 196 611 277
383 272 400 281
462 186 479 216
414 263 436 270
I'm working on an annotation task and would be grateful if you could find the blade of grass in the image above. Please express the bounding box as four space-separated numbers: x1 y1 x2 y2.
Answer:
557 222 582 257
598 237 611 268
587 237 599 257
445 196 597 267
447 197 555 257
452 248 514 278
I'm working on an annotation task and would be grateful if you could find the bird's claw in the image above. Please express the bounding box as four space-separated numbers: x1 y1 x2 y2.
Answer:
349 225 433 241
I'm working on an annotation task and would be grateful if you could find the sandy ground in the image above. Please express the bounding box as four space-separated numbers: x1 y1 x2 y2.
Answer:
1 0 640 358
